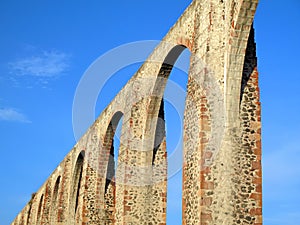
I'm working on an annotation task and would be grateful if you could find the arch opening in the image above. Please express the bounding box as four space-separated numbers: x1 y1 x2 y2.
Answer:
36 194 44 224
103 111 124 222
150 45 191 224
70 151 85 218
25 193 35 225
165 48 190 224
50 176 61 223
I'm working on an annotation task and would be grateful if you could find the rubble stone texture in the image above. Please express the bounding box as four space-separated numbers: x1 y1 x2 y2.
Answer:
12 0 262 224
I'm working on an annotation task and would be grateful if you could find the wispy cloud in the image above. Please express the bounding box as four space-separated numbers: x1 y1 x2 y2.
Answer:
0 108 31 123
9 51 70 78
7 49 70 88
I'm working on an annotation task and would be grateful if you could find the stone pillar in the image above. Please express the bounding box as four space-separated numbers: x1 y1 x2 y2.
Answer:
41 182 51 225
57 155 72 224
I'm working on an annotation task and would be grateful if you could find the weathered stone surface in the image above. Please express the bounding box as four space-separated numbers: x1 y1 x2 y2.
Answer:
11 0 262 224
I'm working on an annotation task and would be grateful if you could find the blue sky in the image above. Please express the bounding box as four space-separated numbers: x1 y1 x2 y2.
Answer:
0 0 299 224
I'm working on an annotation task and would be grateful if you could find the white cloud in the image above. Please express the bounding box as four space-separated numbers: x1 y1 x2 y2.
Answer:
9 50 70 78
0 108 31 123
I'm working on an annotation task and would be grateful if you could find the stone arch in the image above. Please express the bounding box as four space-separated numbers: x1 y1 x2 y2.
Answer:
36 194 44 224
40 181 52 224
110 43 191 224
50 175 61 223
226 1 259 125
25 204 32 225
142 44 190 171
25 193 35 225
144 44 191 223
69 151 85 218
150 44 189 161
103 111 124 223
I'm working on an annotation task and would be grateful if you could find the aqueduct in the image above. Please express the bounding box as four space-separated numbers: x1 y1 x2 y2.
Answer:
12 0 262 224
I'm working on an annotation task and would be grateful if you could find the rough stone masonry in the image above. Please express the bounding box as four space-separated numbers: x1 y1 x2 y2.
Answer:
12 0 262 224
